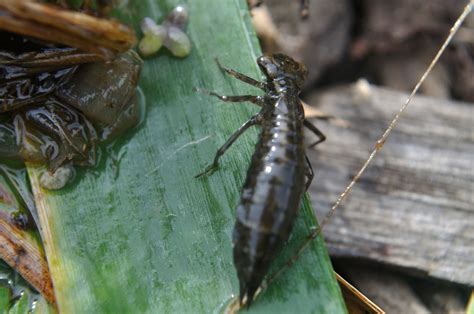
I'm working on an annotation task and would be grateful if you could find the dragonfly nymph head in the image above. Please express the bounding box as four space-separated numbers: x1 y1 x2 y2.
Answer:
257 53 308 90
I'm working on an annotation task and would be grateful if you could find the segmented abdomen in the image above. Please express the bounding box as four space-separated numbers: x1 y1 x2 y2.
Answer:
232 97 306 297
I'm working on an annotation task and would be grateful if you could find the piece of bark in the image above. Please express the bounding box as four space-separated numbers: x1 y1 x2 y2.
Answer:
305 82 474 286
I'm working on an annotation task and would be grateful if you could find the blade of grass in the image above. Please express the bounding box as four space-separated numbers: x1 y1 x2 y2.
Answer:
26 0 345 312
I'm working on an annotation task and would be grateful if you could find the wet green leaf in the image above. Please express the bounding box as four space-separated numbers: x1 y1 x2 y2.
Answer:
0 286 9 312
25 0 346 312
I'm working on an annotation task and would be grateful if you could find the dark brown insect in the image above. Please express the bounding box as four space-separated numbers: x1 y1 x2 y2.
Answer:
196 53 325 305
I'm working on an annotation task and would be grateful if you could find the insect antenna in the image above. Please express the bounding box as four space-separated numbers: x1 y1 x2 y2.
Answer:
261 0 474 293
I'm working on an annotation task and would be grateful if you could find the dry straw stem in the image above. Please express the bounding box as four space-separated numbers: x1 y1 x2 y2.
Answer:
0 0 135 59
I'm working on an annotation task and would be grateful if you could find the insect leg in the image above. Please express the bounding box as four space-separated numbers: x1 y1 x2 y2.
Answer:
195 88 264 107
195 114 261 178
304 155 314 191
303 119 326 147
215 58 268 91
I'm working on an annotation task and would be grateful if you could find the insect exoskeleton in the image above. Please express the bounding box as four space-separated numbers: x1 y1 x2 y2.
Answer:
196 53 325 305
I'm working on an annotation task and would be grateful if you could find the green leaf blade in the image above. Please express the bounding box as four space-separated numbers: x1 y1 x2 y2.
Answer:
27 0 346 312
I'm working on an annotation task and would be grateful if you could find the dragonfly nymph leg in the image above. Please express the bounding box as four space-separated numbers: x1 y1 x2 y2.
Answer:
304 155 314 191
215 58 269 91
194 88 264 106
303 119 326 148
196 114 261 178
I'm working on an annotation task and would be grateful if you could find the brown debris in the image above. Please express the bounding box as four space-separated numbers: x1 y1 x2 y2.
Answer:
0 212 55 305
0 0 136 60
